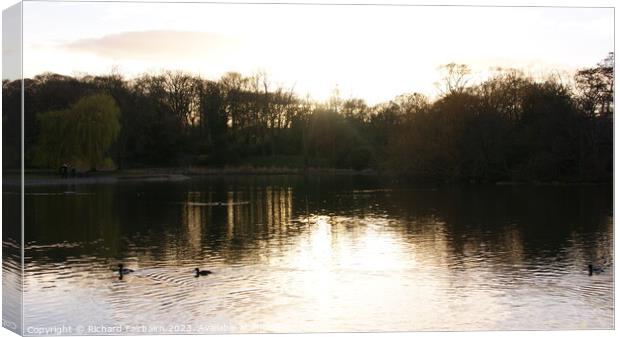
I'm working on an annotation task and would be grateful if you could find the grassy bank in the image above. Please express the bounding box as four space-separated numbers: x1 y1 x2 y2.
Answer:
4 166 378 186
3 165 610 187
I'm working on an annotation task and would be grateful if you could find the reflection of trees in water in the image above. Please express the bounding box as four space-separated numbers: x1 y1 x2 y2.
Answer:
168 183 606 269
137 184 296 263
176 181 613 274
381 185 613 272
182 191 211 255
21 178 612 274
215 186 294 263
25 185 121 260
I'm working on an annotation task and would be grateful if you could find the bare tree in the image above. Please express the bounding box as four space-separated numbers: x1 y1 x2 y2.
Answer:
436 63 471 95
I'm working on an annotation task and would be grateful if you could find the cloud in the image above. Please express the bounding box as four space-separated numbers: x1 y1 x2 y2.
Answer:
62 30 244 61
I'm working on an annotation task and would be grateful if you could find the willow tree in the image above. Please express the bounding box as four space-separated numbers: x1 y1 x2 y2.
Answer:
35 94 121 170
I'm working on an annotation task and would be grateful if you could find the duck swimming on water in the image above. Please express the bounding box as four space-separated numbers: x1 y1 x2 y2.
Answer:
588 264 604 276
118 264 134 278
194 268 212 277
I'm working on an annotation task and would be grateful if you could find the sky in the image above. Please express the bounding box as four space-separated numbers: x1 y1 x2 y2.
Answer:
8 1 615 103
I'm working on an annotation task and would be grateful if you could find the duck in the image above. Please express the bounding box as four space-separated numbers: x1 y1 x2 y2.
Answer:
194 268 212 277
588 264 604 276
118 263 134 276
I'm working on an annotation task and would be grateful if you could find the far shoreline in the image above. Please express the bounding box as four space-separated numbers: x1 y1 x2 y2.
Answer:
1 167 612 187
4 167 378 187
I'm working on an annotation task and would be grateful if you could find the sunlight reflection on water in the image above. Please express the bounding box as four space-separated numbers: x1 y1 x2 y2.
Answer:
8 177 613 332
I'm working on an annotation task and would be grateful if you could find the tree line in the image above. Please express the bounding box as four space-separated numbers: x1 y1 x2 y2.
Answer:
2 53 613 182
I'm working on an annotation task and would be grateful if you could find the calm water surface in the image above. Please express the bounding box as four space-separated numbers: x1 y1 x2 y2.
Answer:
6 176 614 333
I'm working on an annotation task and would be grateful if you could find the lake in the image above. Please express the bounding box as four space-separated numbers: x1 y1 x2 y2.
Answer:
4 176 614 333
